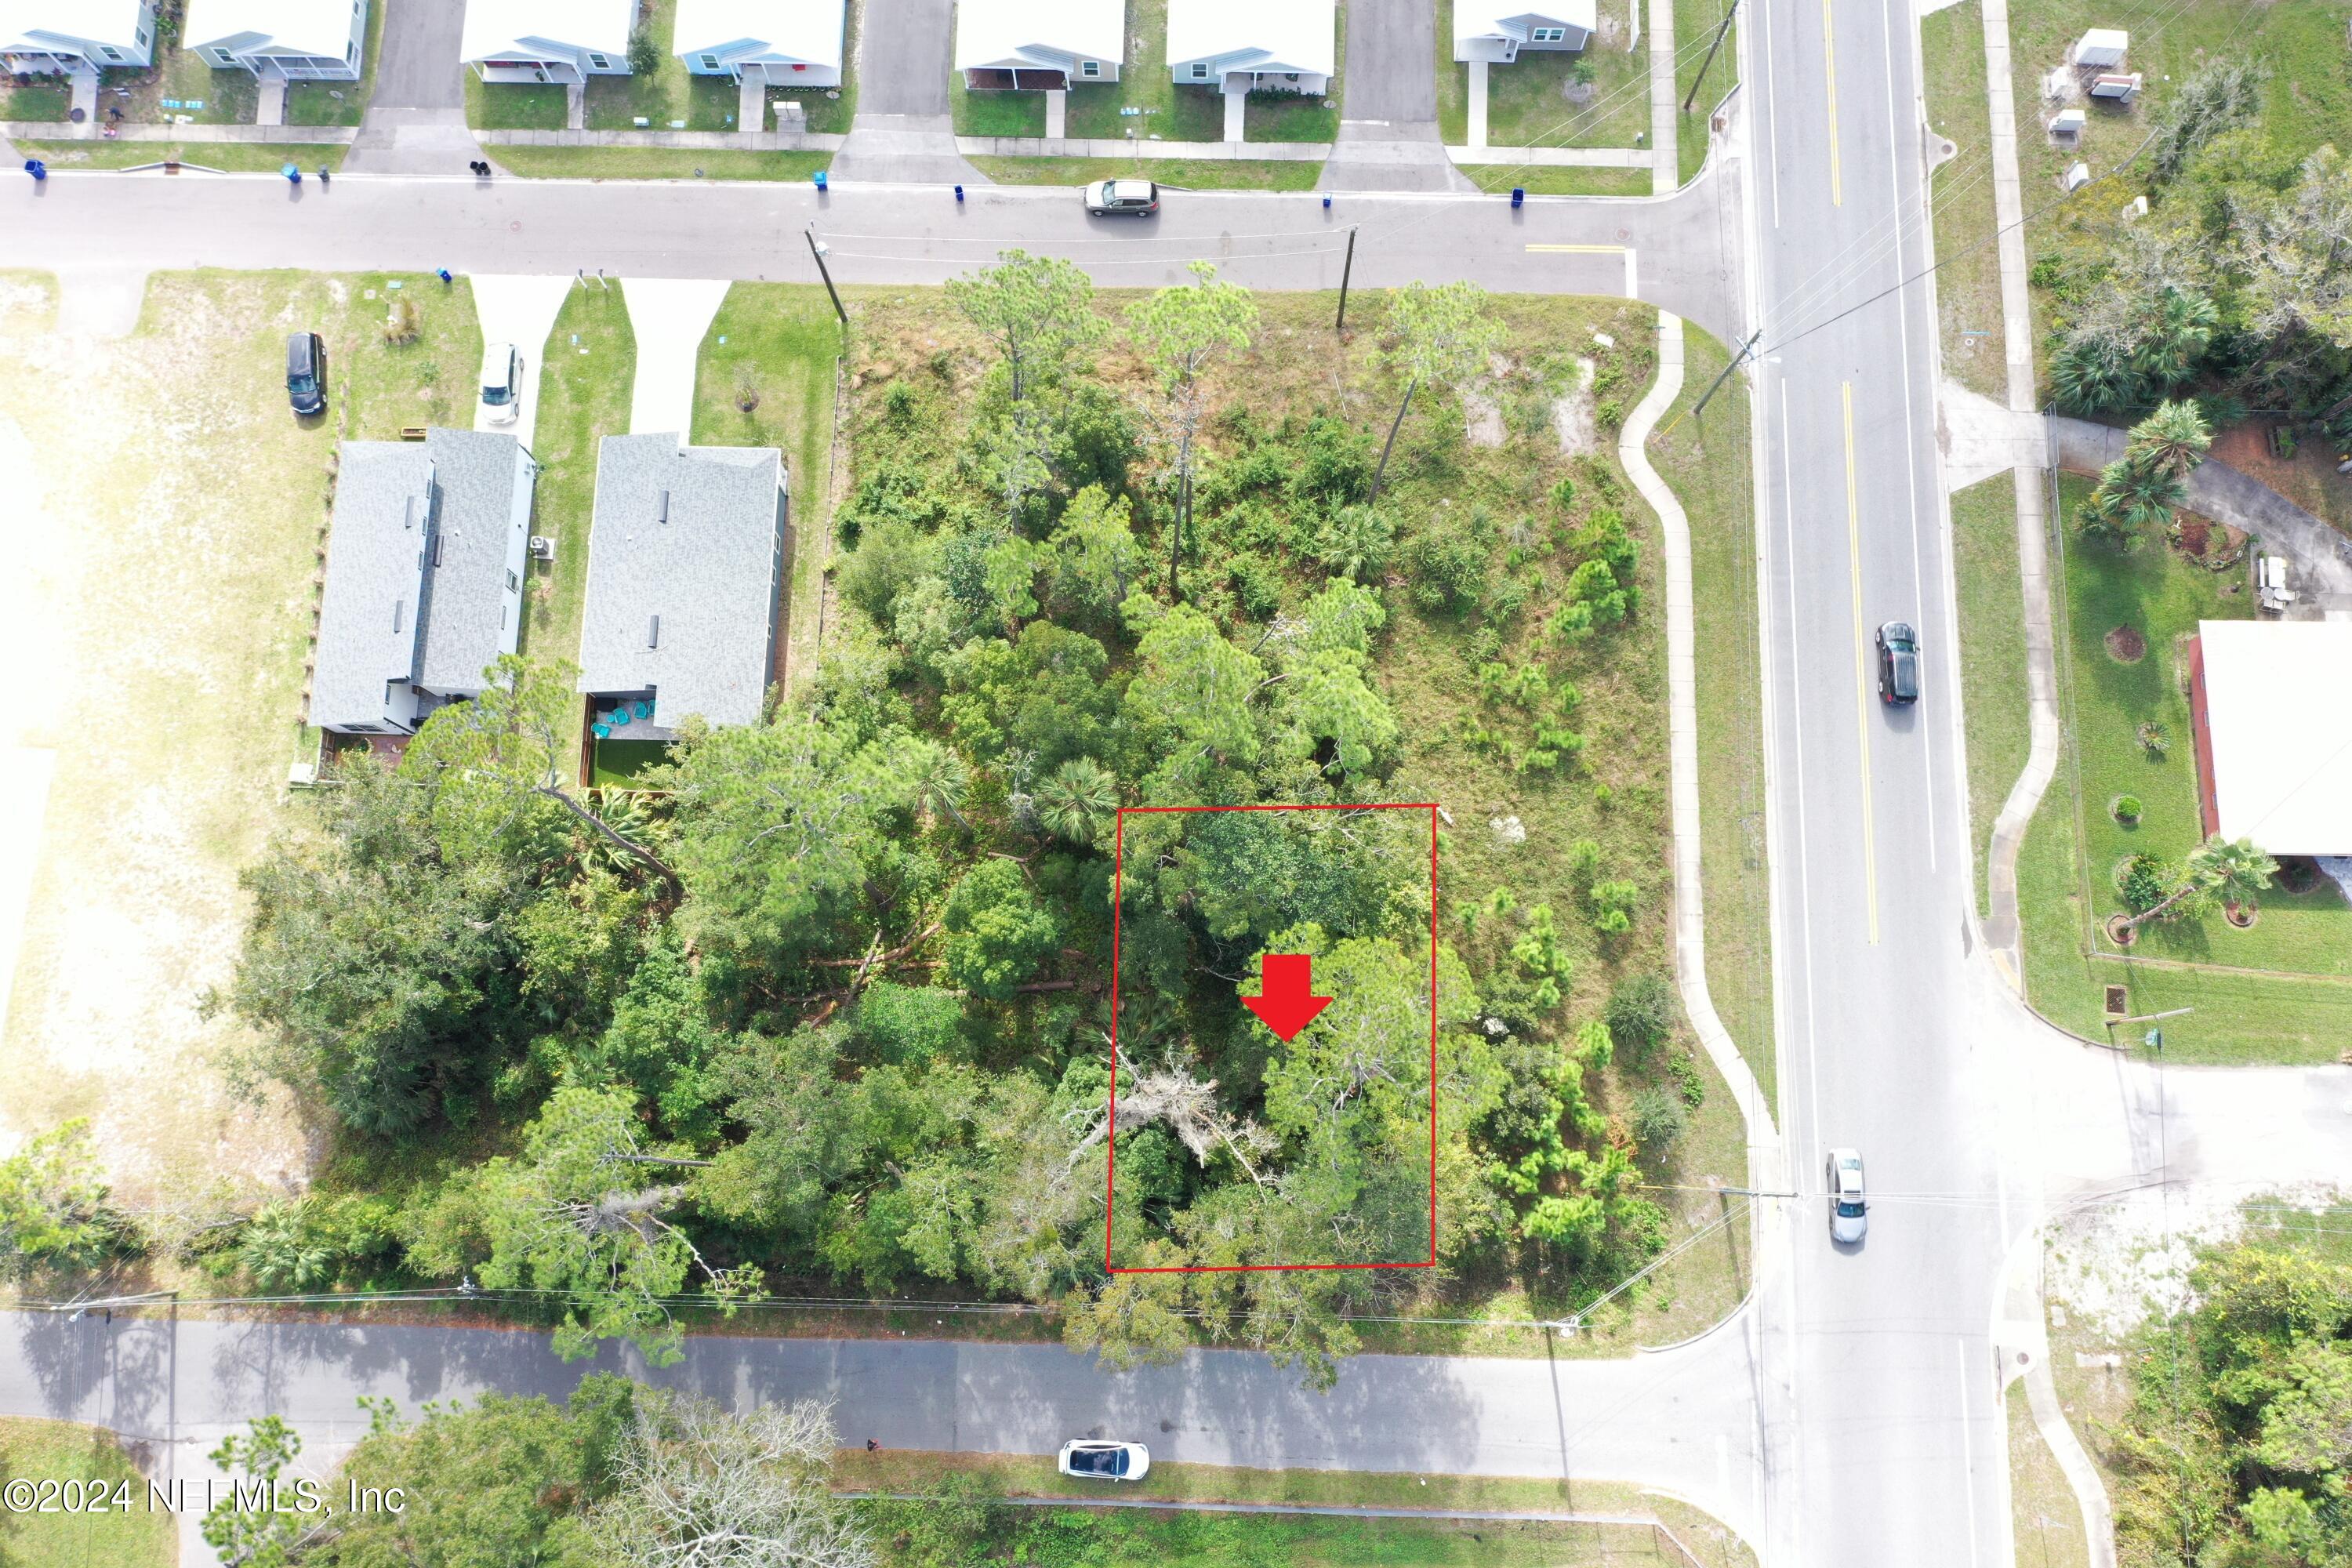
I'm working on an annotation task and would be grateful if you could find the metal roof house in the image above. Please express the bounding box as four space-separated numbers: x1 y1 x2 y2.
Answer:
1167 0 1335 95
461 0 634 83
183 0 367 81
0 1 158 74
676 0 844 86
955 0 1122 89
1453 1 1597 60
578 435 788 739
309 430 538 736
2186 620 2352 856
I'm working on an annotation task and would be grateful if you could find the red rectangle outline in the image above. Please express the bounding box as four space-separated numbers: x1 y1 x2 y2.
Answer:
1106 801 1441 1274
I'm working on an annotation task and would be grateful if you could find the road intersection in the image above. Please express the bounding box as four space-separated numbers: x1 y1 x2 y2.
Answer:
6 9 2352 1561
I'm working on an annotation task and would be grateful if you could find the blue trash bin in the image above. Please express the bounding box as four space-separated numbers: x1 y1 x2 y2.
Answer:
1511 187 1525 208
815 169 828 191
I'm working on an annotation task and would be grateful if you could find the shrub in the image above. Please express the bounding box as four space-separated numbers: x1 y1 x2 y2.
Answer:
626 24 662 75
1668 1051 1707 1107
2112 794 2143 823
882 381 918 424
734 367 760 414
1548 475 1577 510
1606 972 1678 1058
2118 853 2169 912
1406 514 1488 611
1630 1087 1686 1155
381 296 419 344
2138 721 2170 757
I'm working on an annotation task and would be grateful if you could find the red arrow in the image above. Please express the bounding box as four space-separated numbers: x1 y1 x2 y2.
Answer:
1242 953 1333 1043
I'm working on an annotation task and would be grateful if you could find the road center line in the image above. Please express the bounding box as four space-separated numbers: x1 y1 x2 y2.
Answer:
1820 0 1844 207
1842 381 1879 943
1956 1338 1983 1566
1762 0 1784 227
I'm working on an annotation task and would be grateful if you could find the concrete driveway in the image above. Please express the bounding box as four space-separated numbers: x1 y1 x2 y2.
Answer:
467 274 572 450
347 0 484 175
624 278 731 435
829 0 985 183
1320 0 1468 192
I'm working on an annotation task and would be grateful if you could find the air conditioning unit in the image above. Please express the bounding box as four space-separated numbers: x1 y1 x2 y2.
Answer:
528 535 557 561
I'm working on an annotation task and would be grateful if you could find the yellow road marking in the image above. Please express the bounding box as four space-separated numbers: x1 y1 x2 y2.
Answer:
1844 382 1878 944
1821 0 1843 207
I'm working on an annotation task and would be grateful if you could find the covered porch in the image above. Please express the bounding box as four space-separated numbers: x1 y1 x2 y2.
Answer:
474 56 586 85
963 65 1070 90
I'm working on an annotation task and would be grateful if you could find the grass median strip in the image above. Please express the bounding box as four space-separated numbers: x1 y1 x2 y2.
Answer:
1951 475 2029 918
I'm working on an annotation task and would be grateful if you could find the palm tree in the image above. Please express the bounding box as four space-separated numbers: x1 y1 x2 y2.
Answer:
2125 398 2213 482
1033 757 1120 848
2118 834 2277 935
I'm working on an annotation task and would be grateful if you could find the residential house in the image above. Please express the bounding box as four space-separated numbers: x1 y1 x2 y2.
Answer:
183 0 368 81
0 1 158 74
676 0 844 88
460 0 634 84
956 0 1121 89
1167 0 1334 96
2185 619 2352 855
309 430 537 736
578 434 788 739
1452 1 1597 61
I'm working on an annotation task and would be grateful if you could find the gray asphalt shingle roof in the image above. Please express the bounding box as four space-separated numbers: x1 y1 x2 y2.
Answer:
578 433 786 731
412 428 528 694
310 441 433 731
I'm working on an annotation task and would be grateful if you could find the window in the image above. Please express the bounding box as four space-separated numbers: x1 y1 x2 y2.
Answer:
1190 61 1208 78
1531 25 1567 40
136 25 149 45
506 569 521 592
100 45 123 60
1080 59 1100 76
700 53 720 68
587 52 611 69
212 48 237 65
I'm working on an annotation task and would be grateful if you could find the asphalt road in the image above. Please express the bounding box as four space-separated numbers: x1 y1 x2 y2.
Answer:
1744 0 2020 1562
0 1308 1766 1543
0 169 1740 339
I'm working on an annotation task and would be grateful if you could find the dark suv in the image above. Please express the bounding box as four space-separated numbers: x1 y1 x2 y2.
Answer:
286 332 326 417
1876 621 1920 704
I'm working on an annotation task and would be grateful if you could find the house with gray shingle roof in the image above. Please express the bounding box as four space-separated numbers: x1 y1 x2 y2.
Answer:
577 434 788 739
309 429 536 735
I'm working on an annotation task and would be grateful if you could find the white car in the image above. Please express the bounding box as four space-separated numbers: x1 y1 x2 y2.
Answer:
1058 1439 1149 1482
1827 1147 1867 1244
479 341 522 424
1083 177 1160 217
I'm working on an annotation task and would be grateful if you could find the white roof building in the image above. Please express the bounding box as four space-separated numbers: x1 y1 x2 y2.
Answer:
184 0 367 81
955 0 1122 85
1167 0 1335 92
461 0 634 81
0 0 158 71
676 0 844 85
2190 619 2352 855
1453 1 1598 61
2072 28 2127 67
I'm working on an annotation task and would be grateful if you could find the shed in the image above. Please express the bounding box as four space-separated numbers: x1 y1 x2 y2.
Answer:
2186 620 2352 855
2071 27 2126 67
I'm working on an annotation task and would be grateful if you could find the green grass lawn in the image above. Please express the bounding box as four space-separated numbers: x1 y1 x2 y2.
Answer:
1245 87 1338 142
1921 2 2005 401
952 73 1048 137
0 76 72 121
1436 0 1648 148
592 738 671 784
108 47 257 125
0 268 481 1209
466 74 569 131
1674 0 1737 183
520 281 635 666
583 0 737 131
1462 163 1651 195
1650 325 1775 1106
2013 474 2352 1062
695 285 841 690
764 0 859 135
0 1418 177 1567
1952 476 2030 918
850 1452 1755 1566
2005 1383 2092 1568
16 140 349 171
1068 0 1225 140
489 147 831 180
967 155 1322 189
287 0 387 125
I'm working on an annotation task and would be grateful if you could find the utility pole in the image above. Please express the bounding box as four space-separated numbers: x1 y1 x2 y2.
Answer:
1668 328 1762 434
1367 376 1417 506
805 226 847 325
1335 226 1358 333
1681 0 1740 114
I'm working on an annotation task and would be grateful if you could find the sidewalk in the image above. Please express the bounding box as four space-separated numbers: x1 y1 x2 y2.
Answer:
0 120 357 144
953 135 1326 160
477 128 847 151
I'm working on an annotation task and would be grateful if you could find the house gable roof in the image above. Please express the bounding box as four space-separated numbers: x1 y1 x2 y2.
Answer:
310 441 434 730
954 0 1122 72
460 0 633 60
1167 0 1334 75
579 434 786 731
412 429 528 694
183 0 354 56
676 0 845 71
1453 0 1598 46
0 0 151 50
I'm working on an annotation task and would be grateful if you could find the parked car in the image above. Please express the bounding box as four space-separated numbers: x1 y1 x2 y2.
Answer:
1875 621 1920 705
1084 178 1160 217
1058 1440 1150 1481
285 331 326 416
479 342 523 424
1826 1147 1867 1243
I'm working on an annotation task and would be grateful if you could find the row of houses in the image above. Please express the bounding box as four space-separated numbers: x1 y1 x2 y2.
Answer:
310 429 786 750
956 0 1337 96
1 0 845 90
